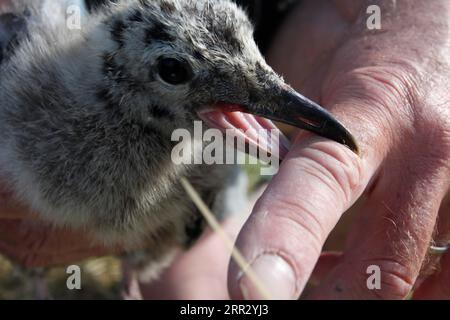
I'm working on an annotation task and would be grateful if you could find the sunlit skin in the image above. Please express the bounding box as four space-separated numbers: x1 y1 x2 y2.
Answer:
0 0 449 299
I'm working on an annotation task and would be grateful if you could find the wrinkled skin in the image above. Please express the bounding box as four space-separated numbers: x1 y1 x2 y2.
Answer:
1 0 449 299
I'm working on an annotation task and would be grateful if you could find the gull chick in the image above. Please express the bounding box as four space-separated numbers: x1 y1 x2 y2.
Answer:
0 0 356 274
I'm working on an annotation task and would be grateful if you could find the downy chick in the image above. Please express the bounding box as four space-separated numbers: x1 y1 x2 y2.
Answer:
0 0 356 277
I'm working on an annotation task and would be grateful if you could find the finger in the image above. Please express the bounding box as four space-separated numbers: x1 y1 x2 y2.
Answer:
140 217 245 300
418 193 450 279
140 181 259 300
0 181 34 219
413 251 450 300
433 193 450 244
0 193 31 219
0 219 119 267
228 125 382 299
413 194 450 299
311 151 449 299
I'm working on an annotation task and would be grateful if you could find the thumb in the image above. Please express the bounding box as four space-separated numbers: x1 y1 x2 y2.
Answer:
227 131 373 299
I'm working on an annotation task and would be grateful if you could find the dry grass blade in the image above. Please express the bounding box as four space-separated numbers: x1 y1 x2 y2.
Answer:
180 177 272 300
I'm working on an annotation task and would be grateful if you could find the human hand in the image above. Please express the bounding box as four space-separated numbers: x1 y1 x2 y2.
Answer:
226 0 450 299
138 218 240 300
0 184 120 267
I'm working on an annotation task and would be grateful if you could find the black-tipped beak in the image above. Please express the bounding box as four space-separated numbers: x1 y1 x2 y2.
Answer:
248 89 359 154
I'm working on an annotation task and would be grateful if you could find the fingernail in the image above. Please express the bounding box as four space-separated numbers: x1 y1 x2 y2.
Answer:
239 254 296 300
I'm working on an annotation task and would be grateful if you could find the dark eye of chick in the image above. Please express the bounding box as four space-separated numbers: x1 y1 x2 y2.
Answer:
157 58 192 85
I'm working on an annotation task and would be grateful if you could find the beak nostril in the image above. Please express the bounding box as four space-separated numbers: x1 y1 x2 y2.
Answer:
295 115 322 130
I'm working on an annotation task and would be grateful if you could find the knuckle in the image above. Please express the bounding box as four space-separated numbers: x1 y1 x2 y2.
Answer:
257 143 367 253
425 116 450 166
300 142 366 206
425 128 450 172
360 258 416 299
398 113 450 178
327 62 450 176
326 62 419 118
324 62 423 145
362 63 417 109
